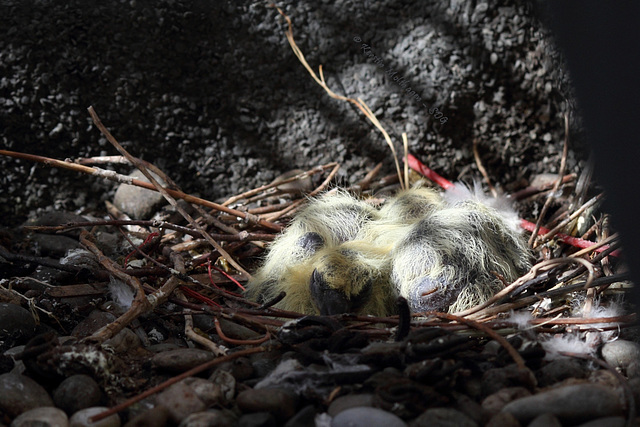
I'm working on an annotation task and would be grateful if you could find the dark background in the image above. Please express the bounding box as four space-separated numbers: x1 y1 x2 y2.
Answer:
1 0 579 226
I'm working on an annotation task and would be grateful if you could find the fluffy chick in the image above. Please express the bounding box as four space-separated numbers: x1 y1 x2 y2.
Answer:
246 186 531 316
245 191 386 314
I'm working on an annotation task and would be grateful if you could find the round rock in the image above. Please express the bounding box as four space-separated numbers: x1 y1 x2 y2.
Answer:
156 379 206 423
601 340 640 374
481 386 531 416
236 388 299 421
151 348 215 373
113 170 167 219
11 406 68 427
178 410 236 427
0 372 53 418
410 407 477 427
69 406 120 427
501 384 623 424
54 374 104 415
328 394 375 417
0 303 37 342
332 407 406 427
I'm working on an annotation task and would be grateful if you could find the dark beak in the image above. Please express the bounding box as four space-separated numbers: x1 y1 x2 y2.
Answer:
309 268 352 315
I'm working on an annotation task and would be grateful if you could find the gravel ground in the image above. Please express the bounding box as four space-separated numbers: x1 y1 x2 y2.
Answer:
1 0 582 226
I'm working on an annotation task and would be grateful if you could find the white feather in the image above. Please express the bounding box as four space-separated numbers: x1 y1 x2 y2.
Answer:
108 277 135 309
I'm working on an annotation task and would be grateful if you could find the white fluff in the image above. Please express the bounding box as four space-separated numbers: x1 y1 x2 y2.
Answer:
508 310 534 330
108 277 135 309
540 333 596 360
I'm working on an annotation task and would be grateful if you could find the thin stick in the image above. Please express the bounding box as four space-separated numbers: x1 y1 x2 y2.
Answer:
472 138 497 197
275 6 405 190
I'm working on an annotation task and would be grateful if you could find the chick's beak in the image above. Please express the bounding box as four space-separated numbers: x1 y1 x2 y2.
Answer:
309 268 352 315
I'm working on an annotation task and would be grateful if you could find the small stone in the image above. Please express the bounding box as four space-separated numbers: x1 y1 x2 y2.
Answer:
69 407 120 427
484 412 520 427
237 412 277 427
481 387 531 416
410 407 477 427
156 380 206 423
481 365 536 396
122 405 170 427
328 394 374 417
501 384 623 424
332 407 406 427
104 328 141 354
178 410 236 427
182 377 224 406
575 416 626 427
528 413 562 427
208 369 236 403
0 302 37 342
538 358 586 386
54 374 104 415
10 407 68 427
151 348 215 373
236 388 299 421
0 373 53 418
284 405 317 427
113 170 167 219
30 233 83 257
71 310 117 338
601 340 640 374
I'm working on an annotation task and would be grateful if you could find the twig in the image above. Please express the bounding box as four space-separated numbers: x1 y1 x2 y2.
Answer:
90 344 276 422
528 113 569 247
275 6 406 190
472 138 497 197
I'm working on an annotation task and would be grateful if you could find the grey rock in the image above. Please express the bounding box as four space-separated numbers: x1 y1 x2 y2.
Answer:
122 405 170 427
10 406 68 427
575 416 626 427
0 303 37 342
156 380 206 423
236 388 299 422
151 348 215 373
207 369 236 403
284 405 316 427
53 374 104 415
113 170 166 219
410 407 477 427
104 328 141 354
601 340 640 374
328 394 374 417
501 384 623 424
69 407 120 427
528 413 562 427
0 373 53 418
71 310 117 338
181 377 223 407
481 365 536 397
484 412 520 427
31 233 83 257
178 410 236 427
237 412 276 427
332 407 406 427
481 387 531 416
538 357 587 386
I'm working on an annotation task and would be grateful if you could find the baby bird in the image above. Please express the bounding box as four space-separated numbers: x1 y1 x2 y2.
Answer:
246 185 531 316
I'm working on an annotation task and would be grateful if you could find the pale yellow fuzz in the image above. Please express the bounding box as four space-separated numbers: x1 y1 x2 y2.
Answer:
246 187 531 316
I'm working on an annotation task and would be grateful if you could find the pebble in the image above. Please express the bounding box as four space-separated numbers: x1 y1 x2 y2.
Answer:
156 379 206 423
332 407 406 427
213 357 254 381
237 412 277 427
113 170 167 219
53 374 104 415
575 416 626 427
0 373 53 418
151 348 215 373
481 365 536 397
284 405 317 427
328 394 374 417
528 413 562 427
236 388 299 421
501 383 624 424
104 328 141 354
68 407 120 427
10 407 68 427
409 407 477 427
484 412 520 427
178 410 236 427
30 233 83 258
601 340 640 374
208 369 236 403
0 303 37 342
71 310 117 338
181 377 224 406
481 386 531 416
537 357 586 386
122 405 170 427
